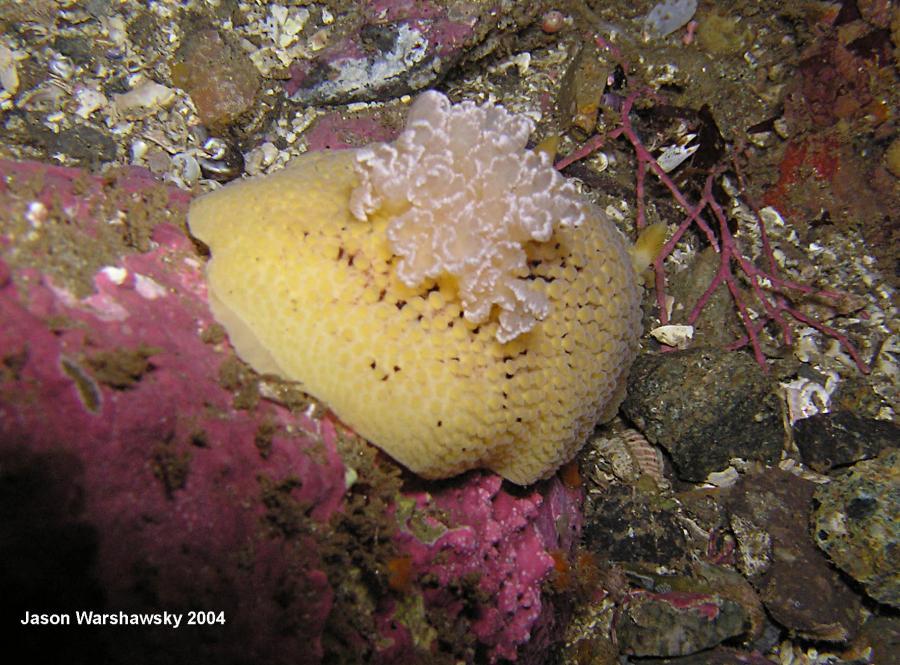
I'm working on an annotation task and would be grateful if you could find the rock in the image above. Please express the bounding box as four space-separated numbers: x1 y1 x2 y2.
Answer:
854 615 900 665
0 160 343 664
613 562 765 659
812 450 899 608
171 28 260 129
622 349 784 481
583 483 689 567
726 469 862 641
29 123 119 169
286 1 542 105
793 411 899 472
618 590 748 657
304 110 399 152
394 473 583 664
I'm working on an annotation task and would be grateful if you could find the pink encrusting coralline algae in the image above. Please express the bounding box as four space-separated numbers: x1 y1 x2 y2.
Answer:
396 473 582 662
0 159 583 664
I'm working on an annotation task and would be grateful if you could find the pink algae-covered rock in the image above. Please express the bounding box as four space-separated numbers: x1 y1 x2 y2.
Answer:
405 474 582 663
1 159 584 664
305 113 400 152
340 471 582 664
1 160 345 664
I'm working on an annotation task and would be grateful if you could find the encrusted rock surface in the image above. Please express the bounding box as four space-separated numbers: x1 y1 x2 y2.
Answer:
171 27 260 129
793 411 899 473
812 450 899 608
618 590 748 658
582 482 688 567
725 469 862 642
622 349 784 481
286 1 543 105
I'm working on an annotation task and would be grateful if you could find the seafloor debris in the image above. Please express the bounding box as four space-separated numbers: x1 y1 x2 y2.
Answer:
557 81 871 375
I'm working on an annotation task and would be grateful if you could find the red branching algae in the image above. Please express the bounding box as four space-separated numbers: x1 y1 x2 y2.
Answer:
556 40 869 374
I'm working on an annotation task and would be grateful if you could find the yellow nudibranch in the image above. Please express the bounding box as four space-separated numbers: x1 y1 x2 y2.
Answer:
188 91 644 485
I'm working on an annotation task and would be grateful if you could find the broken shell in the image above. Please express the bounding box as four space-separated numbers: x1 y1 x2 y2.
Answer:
114 80 176 113
705 466 740 488
650 324 694 349
199 138 244 182
130 139 149 163
245 141 279 175
656 135 698 172
0 44 19 97
781 376 836 425
171 153 201 187
49 53 75 81
643 0 698 40
202 137 230 161
17 81 68 110
74 85 107 119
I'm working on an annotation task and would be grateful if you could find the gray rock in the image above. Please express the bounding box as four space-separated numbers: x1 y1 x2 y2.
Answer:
813 449 899 608
794 411 898 472
726 469 862 641
618 590 747 657
622 348 784 481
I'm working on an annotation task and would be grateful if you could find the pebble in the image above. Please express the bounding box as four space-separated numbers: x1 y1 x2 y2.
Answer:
171 29 260 129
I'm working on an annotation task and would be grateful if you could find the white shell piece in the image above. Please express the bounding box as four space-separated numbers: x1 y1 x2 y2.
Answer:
650 324 693 348
781 377 832 425
114 80 176 112
644 0 698 38
171 153 201 187
135 274 167 300
130 139 149 162
101 266 128 285
74 85 107 119
759 206 785 227
49 53 74 80
706 466 739 488
26 201 48 227
656 138 698 172
0 44 18 96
